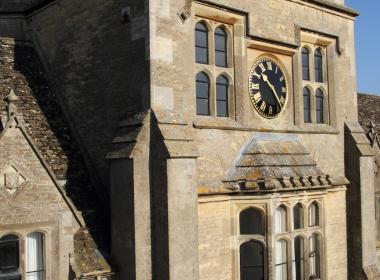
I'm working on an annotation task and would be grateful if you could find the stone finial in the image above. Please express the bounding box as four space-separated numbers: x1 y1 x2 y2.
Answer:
3 89 20 127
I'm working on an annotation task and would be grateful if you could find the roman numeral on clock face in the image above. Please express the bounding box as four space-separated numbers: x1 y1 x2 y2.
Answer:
266 61 272 71
260 101 266 112
259 63 266 72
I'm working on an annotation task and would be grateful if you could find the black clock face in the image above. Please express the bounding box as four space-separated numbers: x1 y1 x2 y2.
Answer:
249 57 288 118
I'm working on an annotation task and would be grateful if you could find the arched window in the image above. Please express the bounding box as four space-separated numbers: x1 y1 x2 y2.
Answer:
293 236 305 280
216 75 229 117
240 208 264 235
309 234 321 278
215 27 227 67
0 234 21 279
26 232 45 280
195 22 209 64
293 203 304 230
275 239 288 280
314 49 323 82
308 202 320 227
301 47 310 81
303 87 311 123
196 72 210 116
315 89 324 124
240 241 265 280
275 206 287 233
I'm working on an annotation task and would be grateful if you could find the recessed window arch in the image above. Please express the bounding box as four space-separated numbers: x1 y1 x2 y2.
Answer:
214 26 227 67
0 234 21 279
239 207 265 235
293 203 304 230
314 49 323 83
309 233 321 279
301 47 310 81
315 89 324 124
308 202 320 227
195 22 209 64
275 205 288 233
293 236 305 280
196 72 210 116
275 239 288 280
240 240 265 280
303 87 311 123
216 75 229 117
26 232 46 280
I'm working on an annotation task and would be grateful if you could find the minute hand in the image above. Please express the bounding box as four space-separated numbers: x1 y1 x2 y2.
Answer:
262 73 283 108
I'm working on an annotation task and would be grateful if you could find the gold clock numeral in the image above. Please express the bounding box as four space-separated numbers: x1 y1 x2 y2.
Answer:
251 83 259 90
266 61 273 71
269 106 273 115
282 87 287 93
275 67 278 74
260 101 266 112
280 96 286 105
280 76 285 82
253 92 262 103
259 63 266 72
252 71 261 79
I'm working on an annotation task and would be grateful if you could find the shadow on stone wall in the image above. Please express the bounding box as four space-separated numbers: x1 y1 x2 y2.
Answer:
0 38 110 254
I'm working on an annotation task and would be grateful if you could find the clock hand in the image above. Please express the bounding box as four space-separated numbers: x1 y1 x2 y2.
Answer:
261 73 283 108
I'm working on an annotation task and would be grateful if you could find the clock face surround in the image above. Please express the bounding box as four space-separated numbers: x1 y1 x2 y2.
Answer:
248 57 289 119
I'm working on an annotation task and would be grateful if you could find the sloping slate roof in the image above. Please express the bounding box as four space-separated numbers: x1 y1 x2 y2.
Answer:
224 134 343 192
358 93 380 137
0 38 110 275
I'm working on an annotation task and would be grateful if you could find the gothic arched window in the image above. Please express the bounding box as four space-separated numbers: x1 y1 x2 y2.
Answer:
315 89 324 124
308 202 320 227
240 208 264 235
216 75 229 117
195 22 209 64
240 240 265 280
314 49 323 82
196 72 210 116
214 27 227 67
293 236 305 280
275 239 288 280
275 206 287 233
302 47 310 81
293 203 304 230
303 87 311 123
0 234 21 279
309 234 321 278
26 232 45 280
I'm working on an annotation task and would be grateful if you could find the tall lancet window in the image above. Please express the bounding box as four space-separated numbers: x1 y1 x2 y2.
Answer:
314 49 323 83
26 232 45 280
195 22 209 64
214 27 227 67
302 47 310 81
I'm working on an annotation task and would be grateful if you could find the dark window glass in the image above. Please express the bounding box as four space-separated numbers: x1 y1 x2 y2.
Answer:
308 202 320 227
293 204 304 230
309 234 321 278
316 89 324 124
240 208 264 235
196 72 210 115
215 27 227 67
195 22 209 64
216 75 229 117
0 235 20 279
302 48 310 81
240 241 265 280
303 88 311 123
293 236 305 280
314 49 323 82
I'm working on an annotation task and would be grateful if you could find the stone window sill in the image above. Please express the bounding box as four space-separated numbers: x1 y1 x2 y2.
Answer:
193 116 339 135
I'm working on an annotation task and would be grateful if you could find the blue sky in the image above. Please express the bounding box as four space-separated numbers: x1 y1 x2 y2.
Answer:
345 0 380 95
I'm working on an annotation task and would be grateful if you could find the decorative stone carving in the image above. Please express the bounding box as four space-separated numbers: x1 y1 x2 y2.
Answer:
368 122 380 148
2 89 20 128
0 164 28 196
